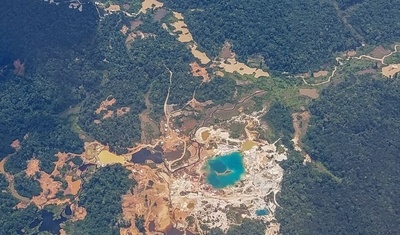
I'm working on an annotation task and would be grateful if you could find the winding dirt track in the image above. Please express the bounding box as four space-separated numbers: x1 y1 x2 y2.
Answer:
0 157 30 203
164 65 173 132
303 44 400 86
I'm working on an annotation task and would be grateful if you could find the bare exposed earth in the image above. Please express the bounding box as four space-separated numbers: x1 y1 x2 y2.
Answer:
299 88 319 99
95 96 116 114
313 70 328 78
171 18 193 43
165 12 211 65
140 0 163 14
26 158 40 177
120 105 287 234
370 45 391 59
190 62 210 82
64 175 82 196
292 112 312 163
11 139 21 150
382 64 400 78
105 4 120 13
94 97 131 122
71 203 87 221
190 45 211 65
218 57 269 78
32 172 66 209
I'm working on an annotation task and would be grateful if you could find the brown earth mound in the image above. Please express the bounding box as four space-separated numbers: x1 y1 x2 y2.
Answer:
26 158 40 177
190 62 210 82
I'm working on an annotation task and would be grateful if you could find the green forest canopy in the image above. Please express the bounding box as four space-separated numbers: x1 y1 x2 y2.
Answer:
1 0 400 234
277 76 400 235
163 0 400 73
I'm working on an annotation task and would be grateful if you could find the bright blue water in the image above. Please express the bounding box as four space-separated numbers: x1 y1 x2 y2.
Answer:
206 152 245 188
256 209 269 216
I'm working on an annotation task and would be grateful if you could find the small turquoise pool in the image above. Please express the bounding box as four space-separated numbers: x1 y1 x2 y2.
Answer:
255 209 269 216
205 152 246 188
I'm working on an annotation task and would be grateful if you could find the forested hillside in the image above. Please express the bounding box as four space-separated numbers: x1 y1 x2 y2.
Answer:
163 0 400 73
2 0 400 234
65 165 136 234
164 0 358 73
277 76 400 234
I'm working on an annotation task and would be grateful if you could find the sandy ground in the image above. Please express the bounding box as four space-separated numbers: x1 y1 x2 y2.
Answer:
105 4 120 12
382 64 400 78
190 45 211 65
140 0 163 14
218 57 269 78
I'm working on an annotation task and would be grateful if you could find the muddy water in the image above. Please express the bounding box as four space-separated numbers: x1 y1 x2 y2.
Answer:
131 148 163 164
98 150 126 165
241 140 257 151
31 210 67 235
201 130 210 141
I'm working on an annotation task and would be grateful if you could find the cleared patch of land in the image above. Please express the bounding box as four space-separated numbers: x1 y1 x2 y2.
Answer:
292 112 312 163
370 45 391 59
190 62 210 82
382 64 400 78
140 0 163 14
105 4 120 13
26 158 40 177
299 88 319 99
313 70 328 78
218 58 269 78
64 175 81 196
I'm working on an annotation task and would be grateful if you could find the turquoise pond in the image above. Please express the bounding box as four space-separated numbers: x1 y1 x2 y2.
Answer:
256 209 269 216
205 152 246 188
